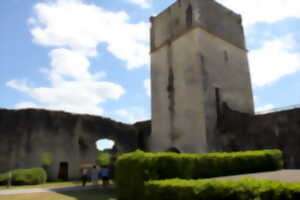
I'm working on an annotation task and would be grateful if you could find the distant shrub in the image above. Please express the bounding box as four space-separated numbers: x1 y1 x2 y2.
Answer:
115 149 283 200
0 168 47 185
0 172 8 185
96 152 111 166
145 178 300 200
41 152 52 167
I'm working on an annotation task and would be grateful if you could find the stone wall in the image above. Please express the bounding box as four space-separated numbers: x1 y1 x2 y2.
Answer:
196 27 254 152
150 28 209 153
218 104 300 168
1 104 300 177
0 108 150 180
134 120 151 151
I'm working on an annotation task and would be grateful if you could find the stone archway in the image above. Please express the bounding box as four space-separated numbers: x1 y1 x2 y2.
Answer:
166 146 181 153
0 109 141 180
95 138 116 167
73 117 139 179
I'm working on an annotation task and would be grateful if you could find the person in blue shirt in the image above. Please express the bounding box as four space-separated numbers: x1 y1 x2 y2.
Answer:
91 165 99 185
101 165 109 187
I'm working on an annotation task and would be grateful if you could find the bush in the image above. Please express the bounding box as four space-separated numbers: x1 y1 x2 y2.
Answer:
41 152 52 167
96 152 111 166
0 168 47 185
115 149 283 200
0 172 8 185
145 178 300 200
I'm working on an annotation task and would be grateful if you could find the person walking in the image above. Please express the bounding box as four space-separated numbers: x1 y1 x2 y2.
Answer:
81 168 88 187
101 165 110 187
91 165 99 185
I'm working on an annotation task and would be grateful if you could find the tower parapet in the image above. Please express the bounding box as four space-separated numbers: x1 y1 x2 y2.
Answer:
150 0 246 52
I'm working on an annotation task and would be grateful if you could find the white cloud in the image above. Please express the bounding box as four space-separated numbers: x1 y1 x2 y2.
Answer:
7 78 125 115
6 79 30 92
7 47 125 116
7 0 155 116
49 48 92 82
249 35 300 88
31 0 150 69
255 104 275 114
15 102 40 109
128 0 151 9
114 109 137 123
144 79 150 96
114 107 149 123
253 96 258 103
217 0 300 26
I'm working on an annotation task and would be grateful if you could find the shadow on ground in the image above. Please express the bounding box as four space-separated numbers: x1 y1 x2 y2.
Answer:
56 188 116 200
0 188 116 200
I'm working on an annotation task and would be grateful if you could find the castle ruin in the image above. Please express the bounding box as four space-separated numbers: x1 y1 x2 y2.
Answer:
150 0 254 153
1 0 300 181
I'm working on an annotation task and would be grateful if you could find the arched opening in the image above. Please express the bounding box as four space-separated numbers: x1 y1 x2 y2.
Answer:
58 162 69 181
166 147 181 153
95 139 117 166
95 139 118 180
186 4 193 28
96 139 115 152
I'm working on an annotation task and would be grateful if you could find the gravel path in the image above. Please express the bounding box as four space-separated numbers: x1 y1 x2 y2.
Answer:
0 185 115 195
211 170 300 182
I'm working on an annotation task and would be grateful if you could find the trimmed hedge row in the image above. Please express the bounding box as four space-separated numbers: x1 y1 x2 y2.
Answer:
0 168 47 185
145 178 300 200
115 150 283 200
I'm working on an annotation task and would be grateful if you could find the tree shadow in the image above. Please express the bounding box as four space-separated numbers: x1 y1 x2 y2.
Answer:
55 187 116 200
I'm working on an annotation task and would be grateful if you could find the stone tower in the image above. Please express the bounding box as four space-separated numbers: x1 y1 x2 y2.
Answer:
149 0 254 153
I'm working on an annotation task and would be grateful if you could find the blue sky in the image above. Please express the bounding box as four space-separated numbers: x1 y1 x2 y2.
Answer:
1 0 300 124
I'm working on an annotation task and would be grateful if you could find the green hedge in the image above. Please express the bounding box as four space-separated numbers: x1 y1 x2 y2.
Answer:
0 172 8 185
0 168 47 185
97 152 111 166
145 178 300 200
115 150 283 200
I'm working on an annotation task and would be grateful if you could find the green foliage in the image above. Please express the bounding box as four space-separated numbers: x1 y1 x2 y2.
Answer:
0 172 8 185
145 178 300 200
0 168 47 185
115 149 283 200
116 150 145 200
96 152 111 166
41 152 53 167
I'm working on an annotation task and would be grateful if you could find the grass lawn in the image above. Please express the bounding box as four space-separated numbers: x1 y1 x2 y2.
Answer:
0 181 101 190
0 188 116 200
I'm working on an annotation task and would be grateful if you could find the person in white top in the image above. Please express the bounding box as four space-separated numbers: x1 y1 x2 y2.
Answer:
82 168 88 187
